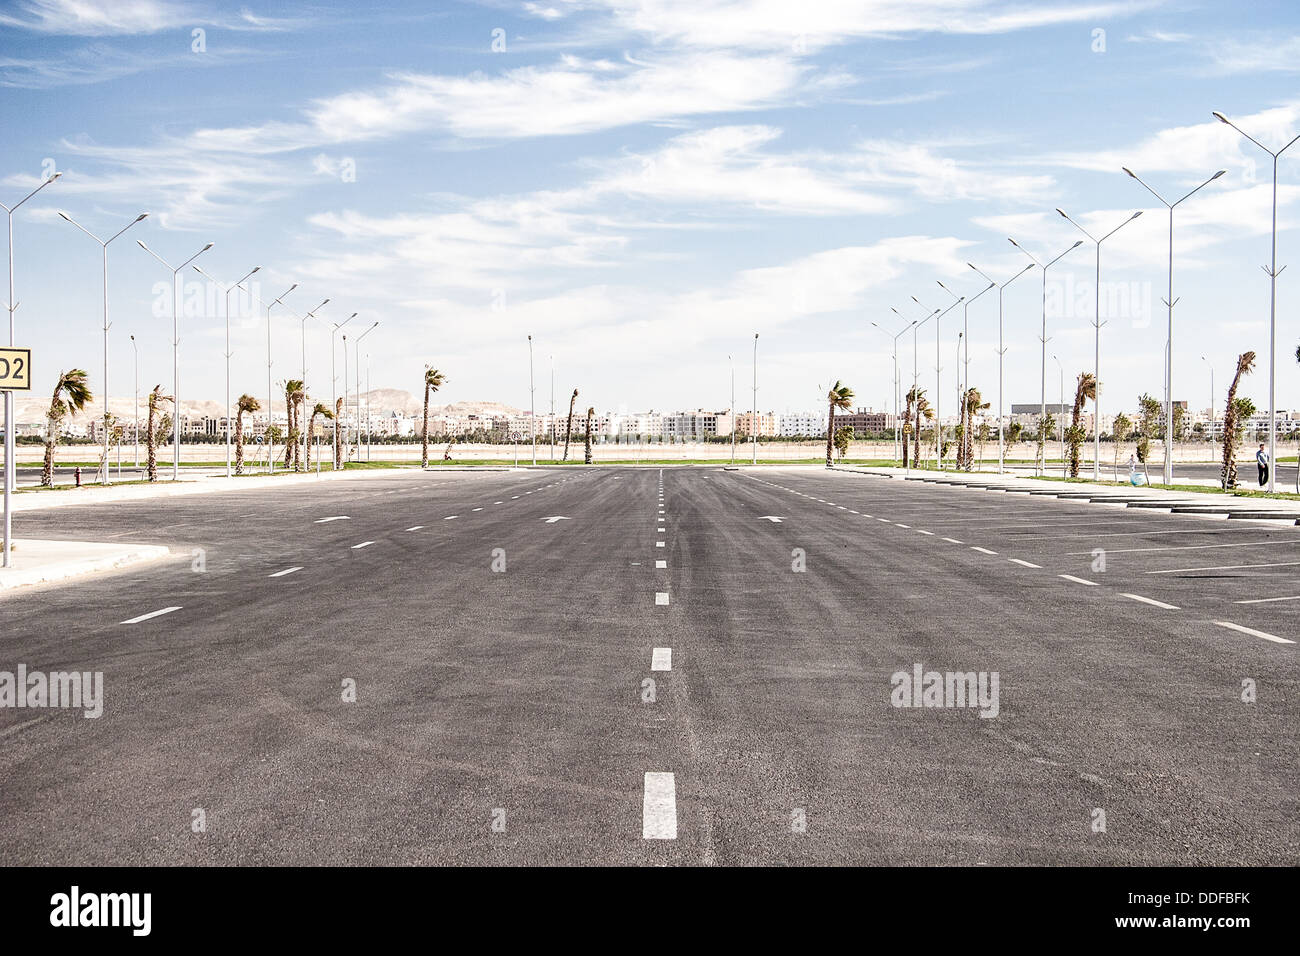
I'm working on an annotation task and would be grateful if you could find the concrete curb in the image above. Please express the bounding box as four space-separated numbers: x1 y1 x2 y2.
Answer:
0 544 171 593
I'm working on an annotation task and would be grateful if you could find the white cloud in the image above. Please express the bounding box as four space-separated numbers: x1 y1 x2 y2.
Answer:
0 0 195 35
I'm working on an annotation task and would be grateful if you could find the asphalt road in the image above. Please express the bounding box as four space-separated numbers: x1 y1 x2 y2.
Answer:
0 465 1295 865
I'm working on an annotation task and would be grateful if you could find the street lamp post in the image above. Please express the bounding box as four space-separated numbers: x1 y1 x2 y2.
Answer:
881 314 918 465
1212 111 1299 492
1122 165 1226 485
194 264 260 478
59 211 148 485
1202 355 1215 457
969 261 1036 473
1056 208 1144 480
1053 353 1065 476
130 334 139 468
729 354 736 464
751 332 758 465
330 312 356 465
1009 236 1083 476
136 239 214 481
1 172 60 568
940 278 995 436
354 322 378 462
528 334 536 466
929 283 965 469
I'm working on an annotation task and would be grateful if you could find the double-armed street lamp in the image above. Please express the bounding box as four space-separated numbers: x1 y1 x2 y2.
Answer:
1122 165 1226 485
1056 208 1144 480
137 239 214 481
875 314 917 464
59 211 149 484
193 264 260 478
968 261 1036 473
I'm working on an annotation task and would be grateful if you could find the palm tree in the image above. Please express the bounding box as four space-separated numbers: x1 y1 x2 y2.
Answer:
279 379 303 470
420 366 446 467
292 384 308 471
234 394 260 476
1067 372 1097 478
305 401 333 471
824 380 854 467
961 387 989 472
145 384 172 482
563 388 579 462
40 369 92 487
1221 351 1256 489
911 388 932 468
902 386 918 468
583 406 595 464
333 397 344 469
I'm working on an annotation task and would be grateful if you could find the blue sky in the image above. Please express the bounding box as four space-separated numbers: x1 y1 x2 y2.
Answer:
2 0 1300 421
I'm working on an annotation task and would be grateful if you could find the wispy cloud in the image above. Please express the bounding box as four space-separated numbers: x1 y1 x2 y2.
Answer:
0 0 197 35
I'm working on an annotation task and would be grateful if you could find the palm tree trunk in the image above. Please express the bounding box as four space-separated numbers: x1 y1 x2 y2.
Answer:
421 383 430 468
146 399 158 482
41 415 56 487
825 401 834 467
584 408 594 464
563 390 577 462
334 398 344 469
235 412 245 476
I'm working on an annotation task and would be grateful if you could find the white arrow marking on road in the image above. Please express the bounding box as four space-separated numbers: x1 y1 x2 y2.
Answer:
542 516 570 523
120 606 182 625
758 516 784 523
314 516 350 523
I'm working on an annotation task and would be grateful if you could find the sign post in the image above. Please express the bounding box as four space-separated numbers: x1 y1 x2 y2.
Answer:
0 346 32 568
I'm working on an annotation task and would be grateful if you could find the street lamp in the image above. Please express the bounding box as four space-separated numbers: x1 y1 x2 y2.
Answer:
1056 207 1144 480
58 211 148 485
528 334 536 466
751 332 758 465
353 322 378 461
1202 355 1215 455
299 299 330 387
193 264 260 478
939 277 995 438
130 334 139 468
1122 164 1226 485
1053 353 1065 476
968 260 1036 473
330 312 356 458
1 171 60 568
1009 236 1083 475
929 283 965 469
136 239 214 481
875 316 916 464
1212 110 1299 492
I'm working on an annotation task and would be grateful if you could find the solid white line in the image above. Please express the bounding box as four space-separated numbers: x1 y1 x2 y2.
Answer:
406 526 423 531
1146 560 1300 575
971 546 997 555
642 772 677 839
655 560 667 569
916 529 935 535
1058 574 1099 586
651 647 672 671
1121 593 1180 610
655 592 670 605
942 537 964 544
120 606 181 625
1067 540 1284 556
1213 621 1295 645
1234 595 1300 605
269 567 303 578
352 541 375 549
1008 558 1041 568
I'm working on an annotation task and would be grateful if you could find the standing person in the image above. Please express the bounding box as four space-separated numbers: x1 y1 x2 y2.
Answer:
1257 443 1270 487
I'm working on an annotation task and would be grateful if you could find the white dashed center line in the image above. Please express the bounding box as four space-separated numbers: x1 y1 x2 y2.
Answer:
1234 595 1300 604
916 529 934 536
120 607 182 625
971 546 998 555
352 541 375 550
655 592 670 605
1121 593 1179 610
269 567 303 577
655 560 667 569
1058 574 1099 586
1213 621 1294 645
1008 558 1041 568
942 538 964 544
651 648 672 671
642 772 677 840
656 541 665 548
406 526 423 532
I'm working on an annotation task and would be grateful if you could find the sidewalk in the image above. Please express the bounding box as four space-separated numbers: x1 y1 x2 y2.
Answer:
6 465 428 513
827 465 1300 524
0 539 171 593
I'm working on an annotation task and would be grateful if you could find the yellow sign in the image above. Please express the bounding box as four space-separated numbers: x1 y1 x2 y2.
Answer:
0 347 31 391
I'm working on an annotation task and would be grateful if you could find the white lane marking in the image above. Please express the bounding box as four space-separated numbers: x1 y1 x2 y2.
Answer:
1121 593 1180 610
916 529 935 536
406 526 423 531
1067 540 1285 556
472 508 483 512
861 513 873 518
971 546 998 555
511 495 520 499
1058 574 1099 586
876 517 890 522
895 523 911 528
120 606 182 625
1009 558 1041 568
656 560 667 569
652 648 672 671
849 510 860 514
655 592 670 605
1213 621 1295 645
314 516 350 523
942 537 964 544
656 541 665 547
1146 560 1300 575
444 515 458 520
494 501 503 504
837 506 847 510
657 526 666 532
542 516 570 523
758 516 784 523
352 541 375 549
1235 595 1300 605
269 567 303 578
642 772 678 840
